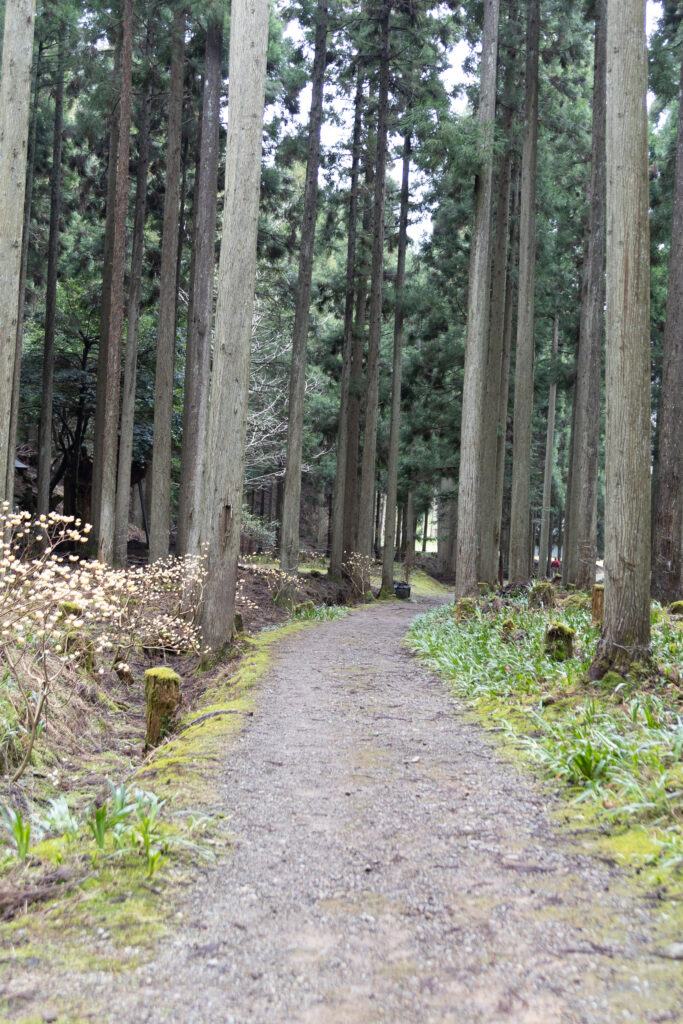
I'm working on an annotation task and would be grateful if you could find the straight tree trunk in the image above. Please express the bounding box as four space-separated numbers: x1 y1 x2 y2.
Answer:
357 4 391 573
91 44 121 540
381 132 411 595
455 0 501 598
422 507 429 553
508 0 540 582
564 0 606 589
404 490 415 578
0 0 38 503
479 5 519 585
92 0 133 563
199 0 269 651
37 26 66 516
177 16 223 558
149 8 185 562
591 0 650 677
329 68 364 580
538 316 559 576
494 165 521 583
6 41 42 506
342 153 374 561
652 48 683 603
280 0 329 576
114 51 153 565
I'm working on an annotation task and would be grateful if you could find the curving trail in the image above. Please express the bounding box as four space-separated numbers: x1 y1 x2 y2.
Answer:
7 598 683 1022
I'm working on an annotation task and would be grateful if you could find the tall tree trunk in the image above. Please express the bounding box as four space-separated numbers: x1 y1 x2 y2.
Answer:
114 46 153 565
6 40 42 506
91 43 121 540
357 3 391 574
0 0 38 503
494 169 521 581
199 0 269 651
37 25 66 516
92 0 133 562
404 490 415 578
652 48 683 603
380 132 411 595
437 477 457 578
343 160 374 560
564 0 606 588
177 16 223 558
329 67 364 580
149 8 186 562
508 0 540 582
591 0 650 677
455 0 501 598
538 316 559 577
280 0 329 575
479 3 519 585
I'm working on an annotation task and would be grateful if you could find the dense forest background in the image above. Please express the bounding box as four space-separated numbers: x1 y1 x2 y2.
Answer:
0 0 680 658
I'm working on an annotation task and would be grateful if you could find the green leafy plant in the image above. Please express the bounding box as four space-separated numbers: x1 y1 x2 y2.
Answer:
1 805 31 861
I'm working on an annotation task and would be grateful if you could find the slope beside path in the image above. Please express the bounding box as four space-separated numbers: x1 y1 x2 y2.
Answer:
6 597 683 1022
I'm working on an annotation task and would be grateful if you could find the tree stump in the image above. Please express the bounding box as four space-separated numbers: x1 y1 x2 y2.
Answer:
144 667 181 748
530 582 554 608
670 601 683 617
544 622 575 661
454 597 476 622
592 584 605 625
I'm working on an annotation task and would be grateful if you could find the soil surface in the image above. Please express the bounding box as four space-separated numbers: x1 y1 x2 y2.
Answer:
6 596 683 1023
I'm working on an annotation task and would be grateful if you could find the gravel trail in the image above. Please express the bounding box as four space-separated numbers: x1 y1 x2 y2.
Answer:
8 598 683 1022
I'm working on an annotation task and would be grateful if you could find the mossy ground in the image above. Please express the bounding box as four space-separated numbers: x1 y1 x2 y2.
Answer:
0 618 319 1022
406 592 683 914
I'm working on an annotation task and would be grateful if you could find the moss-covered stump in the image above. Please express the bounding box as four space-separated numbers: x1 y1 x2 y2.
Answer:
144 668 181 748
592 584 605 625
500 618 516 642
670 600 683 616
58 601 83 619
529 582 554 608
544 622 575 661
234 611 244 633
454 598 477 623
64 630 95 671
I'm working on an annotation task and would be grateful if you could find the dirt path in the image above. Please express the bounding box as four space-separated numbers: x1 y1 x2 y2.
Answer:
7 598 683 1022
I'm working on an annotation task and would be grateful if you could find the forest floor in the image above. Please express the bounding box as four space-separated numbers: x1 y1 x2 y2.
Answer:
2 585 682 1023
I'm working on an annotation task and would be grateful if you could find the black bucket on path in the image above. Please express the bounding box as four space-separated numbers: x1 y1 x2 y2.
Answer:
394 581 411 600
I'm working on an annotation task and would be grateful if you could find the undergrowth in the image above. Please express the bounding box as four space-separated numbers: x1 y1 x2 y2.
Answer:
406 595 683 878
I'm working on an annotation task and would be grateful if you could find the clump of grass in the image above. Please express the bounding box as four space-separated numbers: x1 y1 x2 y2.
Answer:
291 603 348 622
406 596 683 872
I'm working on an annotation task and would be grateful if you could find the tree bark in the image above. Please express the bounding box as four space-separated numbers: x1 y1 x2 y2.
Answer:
455 0 501 598
652 47 683 604
0 0 38 503
199 0 269 651
92 3 133 563
149 8 186 562
6 40 41 506
564 0 606 589
479 3 519 585
508 0 540 582
114 43 153 565
380 132 411 596
538 315 559 577
37 26 66 516
329 67 364 580
357 4 391 573
91 42 121 541
280 0 329 576
177 16 223 558
343 162 373 560
591 0 650 676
